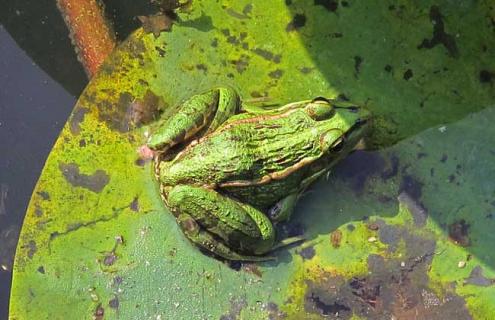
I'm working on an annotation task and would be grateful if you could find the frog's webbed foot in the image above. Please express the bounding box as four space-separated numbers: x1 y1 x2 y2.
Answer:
147 87 240 152
168 185 276 261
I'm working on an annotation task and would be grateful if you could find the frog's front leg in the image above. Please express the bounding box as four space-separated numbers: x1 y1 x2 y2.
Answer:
268 168 330 222
147 87 240 151
268 193 299 222
167 184 275 261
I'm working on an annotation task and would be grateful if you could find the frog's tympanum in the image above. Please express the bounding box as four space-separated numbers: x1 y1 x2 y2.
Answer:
147 87 370 261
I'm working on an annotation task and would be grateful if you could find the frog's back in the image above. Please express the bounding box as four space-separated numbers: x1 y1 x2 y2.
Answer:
159 110 324 198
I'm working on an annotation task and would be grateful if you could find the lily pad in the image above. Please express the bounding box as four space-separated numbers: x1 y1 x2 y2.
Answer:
10 1 495 319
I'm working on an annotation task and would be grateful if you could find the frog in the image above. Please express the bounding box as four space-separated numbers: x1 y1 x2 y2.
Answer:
147 87 370 261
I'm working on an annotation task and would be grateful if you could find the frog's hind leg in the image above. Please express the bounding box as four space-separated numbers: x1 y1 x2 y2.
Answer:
167 184 276 261
176 214 274 262
147 87 240 151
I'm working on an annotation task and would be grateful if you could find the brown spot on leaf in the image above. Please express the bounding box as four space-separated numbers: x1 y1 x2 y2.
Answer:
69 107 89 135
417 6 459 58
367 223 380 231
299 66 313 74
27 240 37 259
403 69 413 80
220 297 247 320
298 246 315 260
314 0 338 12
109 296 120 309
138 14 174 37
269 69 284 79
448 219 470 246
130 197 139 212
252 48 281 63
103 252 117 266
304 225 471 319
479 70 493 83
464 266 495 286
37 191 50 200
94 303 104 320
231 55 250 73
286 14 306 31
330 229 342 248
59 162 110 193
353 56 362 77
125 90 162 128
242 263 263 278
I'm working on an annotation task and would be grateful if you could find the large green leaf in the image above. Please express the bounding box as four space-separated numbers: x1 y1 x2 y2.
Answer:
10 1 495 319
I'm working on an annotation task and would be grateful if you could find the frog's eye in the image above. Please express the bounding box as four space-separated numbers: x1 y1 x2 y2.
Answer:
305 100 335 121
311 96 331 103
331 137 345 152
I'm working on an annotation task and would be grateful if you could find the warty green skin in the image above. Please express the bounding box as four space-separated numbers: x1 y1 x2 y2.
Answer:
147 87 370 261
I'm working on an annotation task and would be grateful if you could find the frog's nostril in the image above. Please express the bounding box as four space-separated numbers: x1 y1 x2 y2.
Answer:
355 118 367 125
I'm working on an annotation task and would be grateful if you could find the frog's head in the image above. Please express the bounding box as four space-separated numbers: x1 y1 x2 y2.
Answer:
304 97 371 160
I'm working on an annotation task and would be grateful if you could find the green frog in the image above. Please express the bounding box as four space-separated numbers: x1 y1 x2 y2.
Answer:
147 87 370 261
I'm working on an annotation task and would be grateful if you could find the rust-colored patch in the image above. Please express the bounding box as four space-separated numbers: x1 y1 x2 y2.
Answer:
98 90 164 133
138 14 175 37
126 90 162 127
330 229 342 248
448 219 470 247
367 223 380 231
242 263 263 278
94 303 104 320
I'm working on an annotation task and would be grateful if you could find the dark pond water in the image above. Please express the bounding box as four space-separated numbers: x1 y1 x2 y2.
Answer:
0 26 77 319
0 1 147 316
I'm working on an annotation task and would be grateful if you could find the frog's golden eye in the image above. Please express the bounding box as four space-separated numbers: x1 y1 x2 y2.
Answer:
305 100 335 121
